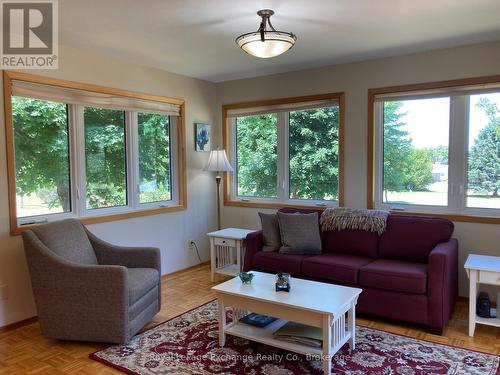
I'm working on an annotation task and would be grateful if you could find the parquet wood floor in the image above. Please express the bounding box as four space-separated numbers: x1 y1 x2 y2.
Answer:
0 263 499 374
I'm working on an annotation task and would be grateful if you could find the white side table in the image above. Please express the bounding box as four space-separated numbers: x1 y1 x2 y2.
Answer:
207 228 255 282
464 254 500 336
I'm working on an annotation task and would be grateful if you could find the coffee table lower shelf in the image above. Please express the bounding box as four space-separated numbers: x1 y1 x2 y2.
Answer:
225 318 352 357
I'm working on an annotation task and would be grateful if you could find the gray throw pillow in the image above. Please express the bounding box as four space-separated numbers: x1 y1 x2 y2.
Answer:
259 212 281 252
277 212 322 255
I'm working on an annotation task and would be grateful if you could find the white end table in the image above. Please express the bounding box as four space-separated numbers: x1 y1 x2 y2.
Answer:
464 254 500 336
207 228 255 282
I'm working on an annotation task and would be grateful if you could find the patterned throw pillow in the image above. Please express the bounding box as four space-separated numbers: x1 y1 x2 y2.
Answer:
258 212 282 252
277 212 322 255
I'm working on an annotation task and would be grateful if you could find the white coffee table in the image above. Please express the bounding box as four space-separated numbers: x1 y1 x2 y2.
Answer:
211 271 362 375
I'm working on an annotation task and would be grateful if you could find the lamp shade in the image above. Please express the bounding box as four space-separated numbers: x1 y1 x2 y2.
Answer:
205 149 233 172
237 32 296 58
236 9 296 59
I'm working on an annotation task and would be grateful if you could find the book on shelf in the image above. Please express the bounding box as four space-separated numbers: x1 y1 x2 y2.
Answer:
239 313 278 328
273 321 323 348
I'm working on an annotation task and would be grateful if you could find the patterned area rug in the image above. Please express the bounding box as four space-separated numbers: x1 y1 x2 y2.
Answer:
90 301 500 375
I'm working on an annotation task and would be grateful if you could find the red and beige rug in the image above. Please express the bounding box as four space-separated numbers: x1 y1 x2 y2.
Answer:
91 301 500 374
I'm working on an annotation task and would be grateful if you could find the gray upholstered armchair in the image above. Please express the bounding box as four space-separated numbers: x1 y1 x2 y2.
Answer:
22 219 161 344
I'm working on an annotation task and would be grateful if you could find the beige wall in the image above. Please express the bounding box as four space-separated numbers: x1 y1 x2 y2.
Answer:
216 41 500 298
0 46 219 327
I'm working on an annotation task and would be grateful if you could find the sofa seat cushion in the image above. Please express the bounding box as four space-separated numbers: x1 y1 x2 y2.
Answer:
302 254 373 284
128 268 160 304
253 252 310 276
359 260 427 294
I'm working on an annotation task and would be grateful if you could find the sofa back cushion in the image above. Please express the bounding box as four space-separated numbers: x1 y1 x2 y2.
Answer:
277 212 322 255
258 212 281 252
378 215 454 263
278 207 326 247
325 229 379 258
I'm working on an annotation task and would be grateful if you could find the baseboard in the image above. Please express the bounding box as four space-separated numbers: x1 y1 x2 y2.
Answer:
0 316 38 333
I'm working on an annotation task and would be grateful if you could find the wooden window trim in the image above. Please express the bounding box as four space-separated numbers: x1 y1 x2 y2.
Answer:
367 74 500 225
3 71 187 235
222 92 345 209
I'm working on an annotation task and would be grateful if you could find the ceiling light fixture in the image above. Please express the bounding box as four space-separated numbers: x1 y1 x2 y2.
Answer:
236 9 297 59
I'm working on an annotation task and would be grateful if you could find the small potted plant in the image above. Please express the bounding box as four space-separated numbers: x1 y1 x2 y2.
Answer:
275 272 291 292
239 271 254 284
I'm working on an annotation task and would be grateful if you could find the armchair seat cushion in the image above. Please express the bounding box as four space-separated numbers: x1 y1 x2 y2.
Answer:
128 268 160 304
359 259 428 294
302 254 373 284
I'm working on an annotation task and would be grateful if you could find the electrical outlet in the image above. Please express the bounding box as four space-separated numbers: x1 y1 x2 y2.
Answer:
0 285 7 301
187 240 195 251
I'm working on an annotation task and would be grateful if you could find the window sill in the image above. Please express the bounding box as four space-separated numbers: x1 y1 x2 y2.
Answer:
224 199 338 210
388 210 500 225
224 201 500 224
11 204 187 236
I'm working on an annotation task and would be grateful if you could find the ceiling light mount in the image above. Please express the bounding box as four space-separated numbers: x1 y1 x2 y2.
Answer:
236 9 297 59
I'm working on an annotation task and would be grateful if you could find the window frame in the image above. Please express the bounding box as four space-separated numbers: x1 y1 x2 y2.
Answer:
222 92 345 209
3 71 187 235
367 75 500 224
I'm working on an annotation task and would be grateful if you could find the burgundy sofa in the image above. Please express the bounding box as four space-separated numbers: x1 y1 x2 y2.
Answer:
243 208 458 333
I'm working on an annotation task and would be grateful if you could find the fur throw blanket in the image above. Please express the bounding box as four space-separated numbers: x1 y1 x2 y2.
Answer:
320 207 390 235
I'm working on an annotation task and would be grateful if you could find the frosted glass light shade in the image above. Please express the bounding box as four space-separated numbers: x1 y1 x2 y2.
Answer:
205 149 233 172
236 32 296 58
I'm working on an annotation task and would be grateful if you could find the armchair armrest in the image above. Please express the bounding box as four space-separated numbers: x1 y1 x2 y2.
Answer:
22 230 130 342
85 228 161 272
428 238 458 329
243 230 263 272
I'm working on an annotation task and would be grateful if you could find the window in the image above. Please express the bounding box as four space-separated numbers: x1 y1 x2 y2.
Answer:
370 78 500 220
138 112 172 204
382 98 450 207
12 97 71 218
289 107 340 201
5 71 186 233
84 107 127 209
224 93 344 207
467 93 500 210
236 114 278 198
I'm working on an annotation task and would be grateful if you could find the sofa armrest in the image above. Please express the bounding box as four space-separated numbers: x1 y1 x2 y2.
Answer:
428 238 458 329
85 228 161 273
243 231 263 272
22 230 130 342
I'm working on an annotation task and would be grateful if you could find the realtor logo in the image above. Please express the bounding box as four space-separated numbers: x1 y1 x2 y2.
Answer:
1 0 58 69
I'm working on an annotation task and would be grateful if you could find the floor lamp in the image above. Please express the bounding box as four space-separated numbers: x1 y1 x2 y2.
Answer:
206 148 233 230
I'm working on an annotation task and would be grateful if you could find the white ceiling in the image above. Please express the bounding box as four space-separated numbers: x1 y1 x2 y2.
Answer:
60 0 500 82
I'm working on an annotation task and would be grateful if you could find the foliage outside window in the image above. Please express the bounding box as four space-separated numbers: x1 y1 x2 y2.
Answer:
467 93 500 209
230 99 342 205
84 107 127 209
289 107 340 201
13 97 71 218
236 114 278 198
138 113 171 203
374 88 500 217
